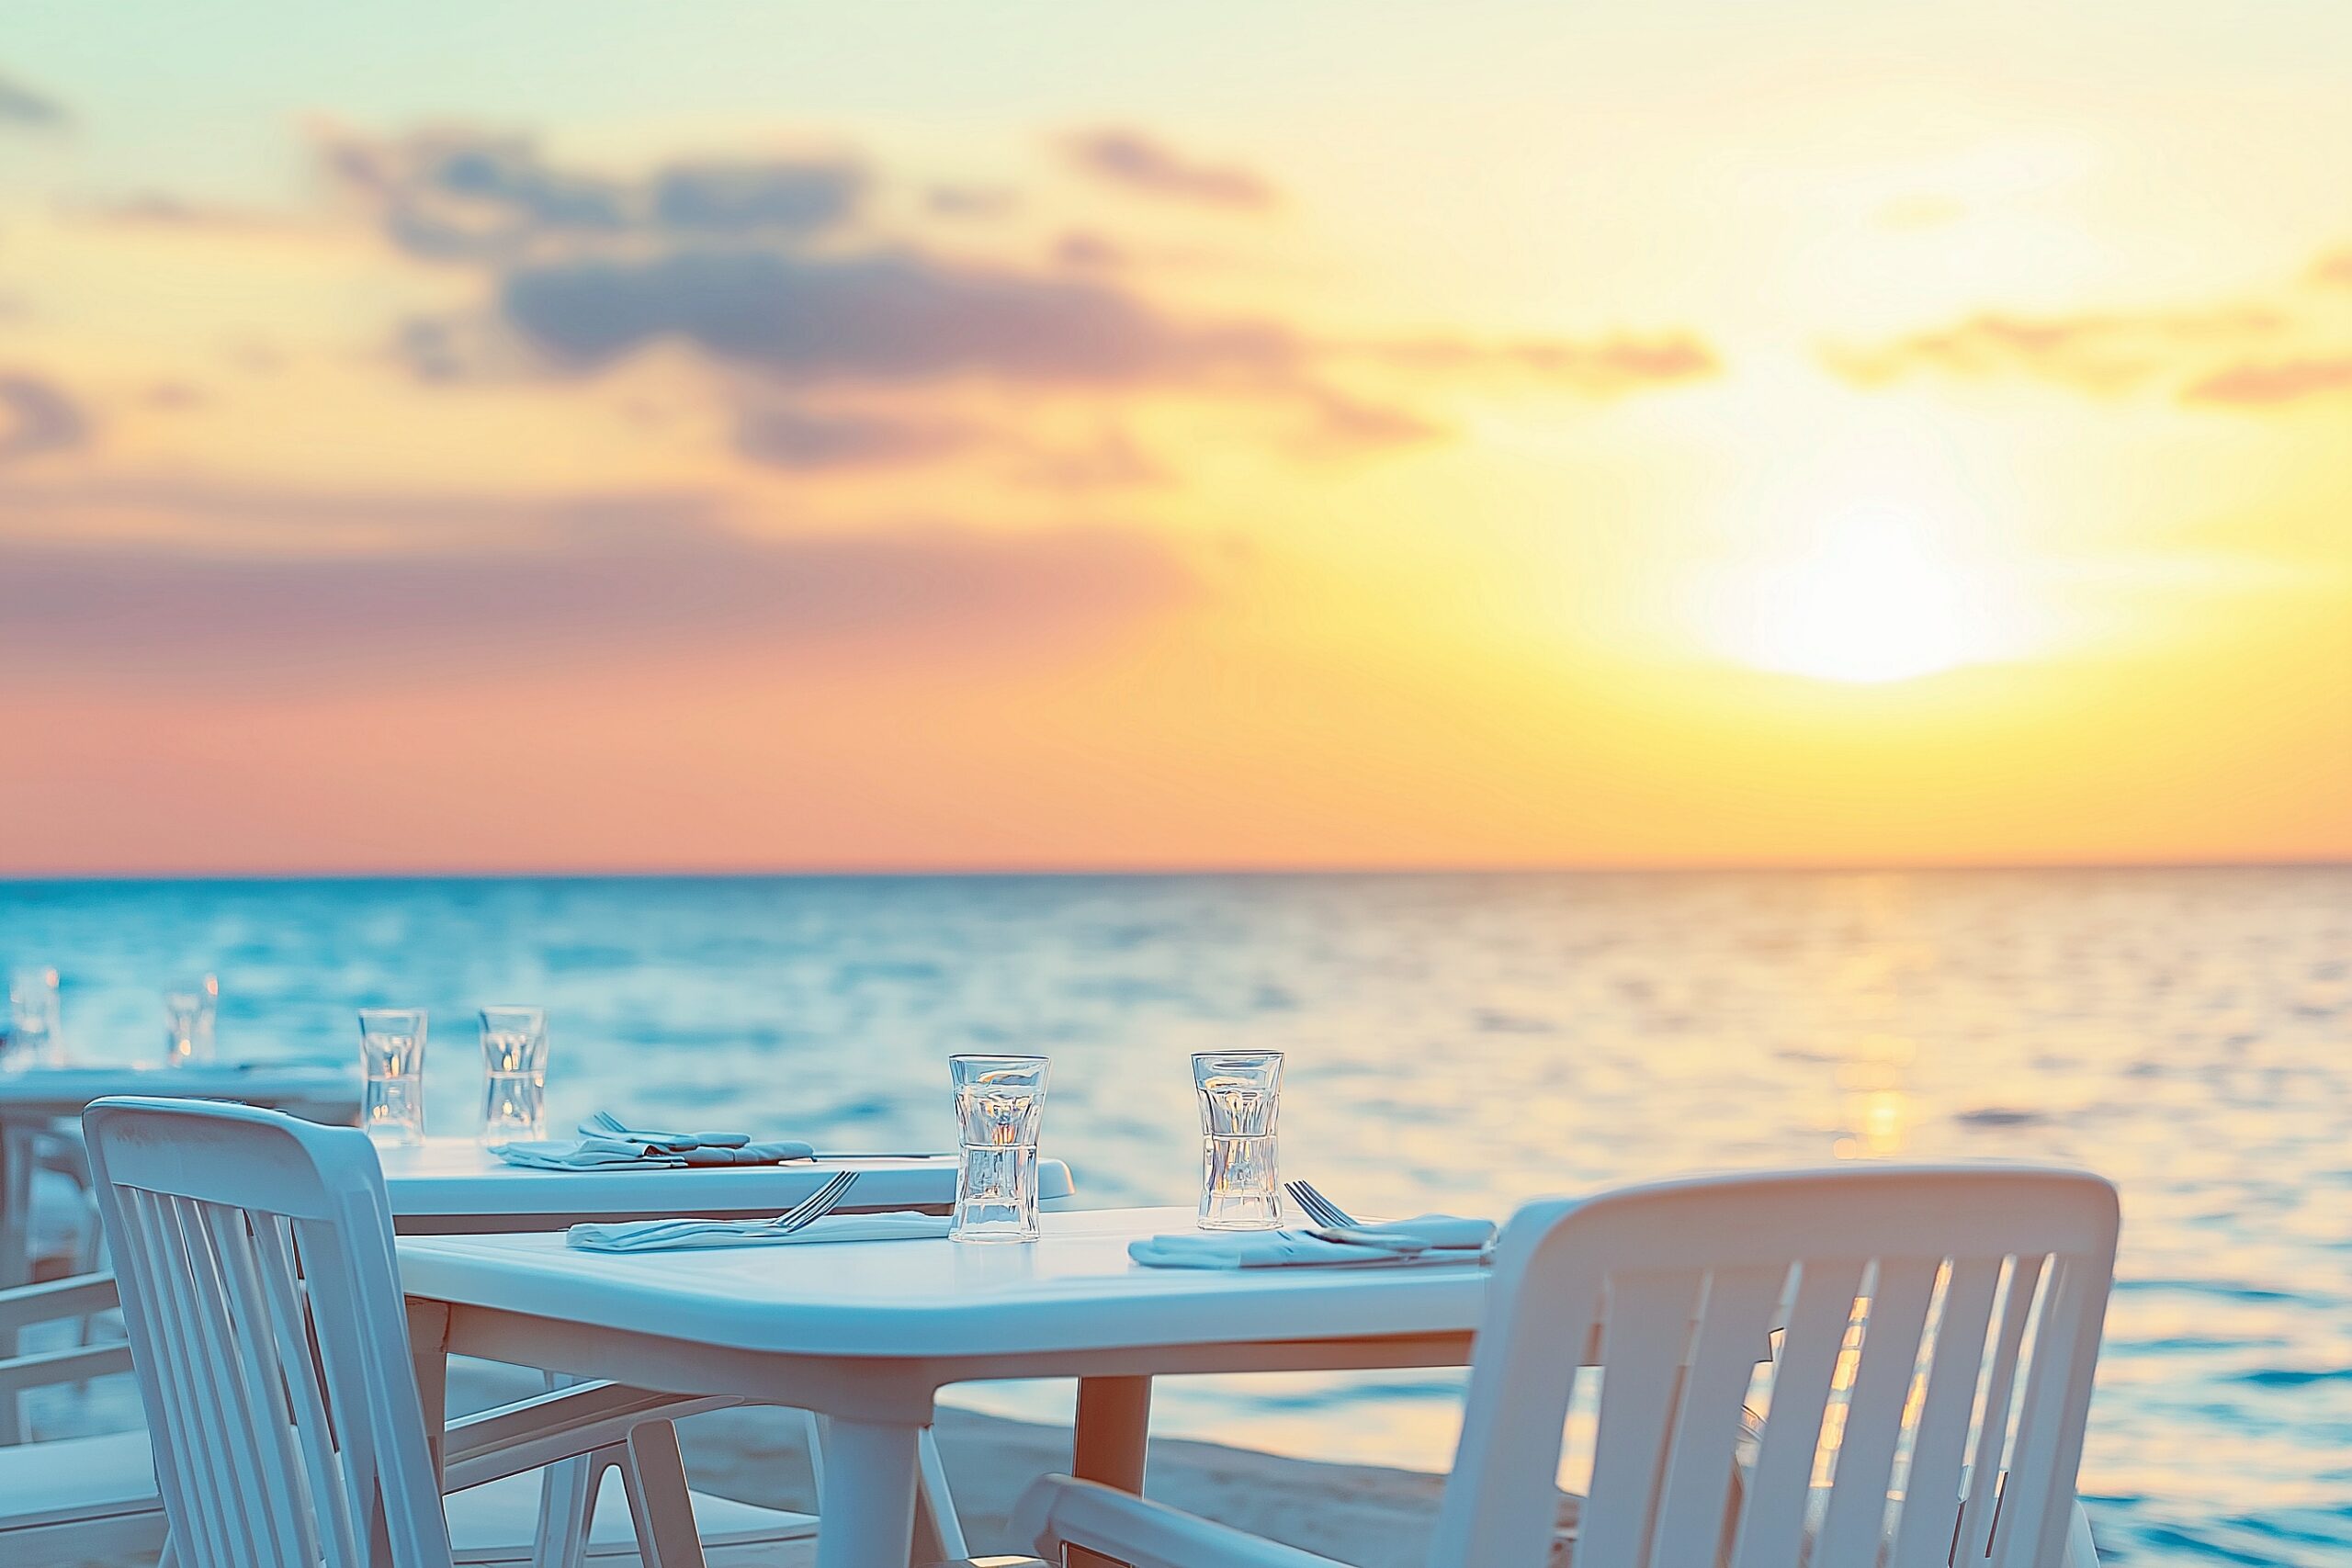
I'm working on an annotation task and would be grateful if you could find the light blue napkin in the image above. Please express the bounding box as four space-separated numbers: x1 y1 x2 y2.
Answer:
1128 1214 1496 1269
568 1211 952 1252
492 1136 815 1171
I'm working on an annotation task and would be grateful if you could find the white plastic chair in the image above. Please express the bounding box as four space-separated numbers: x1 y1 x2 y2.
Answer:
1004 1166 2119 1568
79 1096 817 1568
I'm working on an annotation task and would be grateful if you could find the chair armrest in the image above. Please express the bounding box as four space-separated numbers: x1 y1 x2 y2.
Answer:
0 1339 134 1398
0 1270 118 1333
1012 1475 1358 1568
441 1381 745 1490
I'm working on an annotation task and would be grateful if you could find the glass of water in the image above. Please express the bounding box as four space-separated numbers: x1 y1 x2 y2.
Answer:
1194 1051 1283 1230
357 1008 428 1147
6 966 62 1069
477 1005 548 1145
949 1055 1049 1243
162 976 219 1067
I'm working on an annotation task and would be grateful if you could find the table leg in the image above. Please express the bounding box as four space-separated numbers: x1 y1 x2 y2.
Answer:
1069 1377 1152 1568
0 1121 31 1291
405 1297 452 1485
0 1121 40 1445
814 1415 923 1568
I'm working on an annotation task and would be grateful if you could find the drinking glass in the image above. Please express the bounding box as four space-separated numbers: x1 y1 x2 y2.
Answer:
6 966 62 1070
949 1055 1049 1243
1194 1051 1283 1230
358 1009 428 1147
478 1005 548 1145
162 976 219 1067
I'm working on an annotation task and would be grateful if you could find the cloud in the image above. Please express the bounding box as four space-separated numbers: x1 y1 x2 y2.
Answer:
1826 308 2288 395
2310 249 2352 288
0 71 66 128
1055 231 1126 272
0 376 91 462
497 245 1294 385
328 130 864 260
1064 129 1276 211
0 488 1195 688
734 407 973 469
926 184 1018 220
1355 332 1721 395
2183 356 2352 407
330 125 1718 466
1296 389 1447 452
1012 429 1170 490
650 160 865 234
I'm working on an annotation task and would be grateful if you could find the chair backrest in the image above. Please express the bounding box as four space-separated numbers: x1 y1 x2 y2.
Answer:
1430 1166 2119 1568
83 1097 455 1568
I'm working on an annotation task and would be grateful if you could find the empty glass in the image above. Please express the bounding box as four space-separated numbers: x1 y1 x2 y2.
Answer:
949 1055 1049 1243
1194 1051 1283 1230
478 1006 548 1145
162 976 219 1067
358 1009 428 1147
6 966 62 1069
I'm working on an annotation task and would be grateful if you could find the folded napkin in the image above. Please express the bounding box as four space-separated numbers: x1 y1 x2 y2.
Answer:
1128 1213 1496 1270
567 1211 952 1253
492 1136 815 1171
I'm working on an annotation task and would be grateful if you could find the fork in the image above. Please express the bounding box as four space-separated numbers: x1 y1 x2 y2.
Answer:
1283 1179 1362 1230
583 1111 750 1149
605 1169 860 1246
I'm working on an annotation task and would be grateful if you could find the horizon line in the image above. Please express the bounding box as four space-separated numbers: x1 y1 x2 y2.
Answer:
3 855 2347 885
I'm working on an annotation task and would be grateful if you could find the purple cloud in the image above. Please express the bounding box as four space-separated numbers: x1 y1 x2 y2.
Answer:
0 488 1195 691
1065 130 1275 211
498 246 1292 385
735 407 973 469
0 71 66 128
329 130 864 261
0 376 90 461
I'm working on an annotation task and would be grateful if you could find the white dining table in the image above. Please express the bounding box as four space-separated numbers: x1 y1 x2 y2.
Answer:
0 1060 359 1286
397 1205 1490 1568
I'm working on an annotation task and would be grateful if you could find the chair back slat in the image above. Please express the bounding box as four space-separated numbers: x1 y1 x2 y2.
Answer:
1647 1263 1786 1568
121 1188 235 1568
1989 1257 2111 1568
1889 1258 2001 1568
1955 1254 2045 1562
1577 1267 1703 1566
202 1200 330 1568
84 1097 458 1568
254 1213 368 1568
1729 1258 1864 1568
177 1195 281 1563
1813 1257 1938 1565
1430 1167 2118 1568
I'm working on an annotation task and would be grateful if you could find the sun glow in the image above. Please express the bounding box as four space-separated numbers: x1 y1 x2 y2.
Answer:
1706 509 2033 684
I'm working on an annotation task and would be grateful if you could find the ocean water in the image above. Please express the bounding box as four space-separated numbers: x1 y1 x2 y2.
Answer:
4 869 2346 1565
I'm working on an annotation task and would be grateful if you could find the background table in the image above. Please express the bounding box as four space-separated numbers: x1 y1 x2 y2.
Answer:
0 1061 359 1286
397 1206 1489 1568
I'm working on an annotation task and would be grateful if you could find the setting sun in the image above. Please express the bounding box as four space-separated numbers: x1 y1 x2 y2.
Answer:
1706 510 2033 685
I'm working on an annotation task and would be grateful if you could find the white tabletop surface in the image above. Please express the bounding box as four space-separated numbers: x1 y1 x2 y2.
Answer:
396 1205 1489 1359
0 1060 357 1117
378 1136 1071 1223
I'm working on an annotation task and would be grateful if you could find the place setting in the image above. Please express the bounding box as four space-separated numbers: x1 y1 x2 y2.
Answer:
539 1046 1498 1269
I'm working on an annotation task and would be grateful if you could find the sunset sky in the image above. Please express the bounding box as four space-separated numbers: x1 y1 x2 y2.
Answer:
2 2 2347 873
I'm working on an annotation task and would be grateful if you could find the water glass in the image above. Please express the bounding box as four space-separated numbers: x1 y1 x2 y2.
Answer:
478 1005 549 1145
1194 1051 1283 1230
162 976 219 1067
358 1009 428 1147
6 966 62 1070
949 1055 1049 1243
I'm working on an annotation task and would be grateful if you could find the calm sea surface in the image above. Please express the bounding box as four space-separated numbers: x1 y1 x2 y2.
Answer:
3 870 2346 1564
